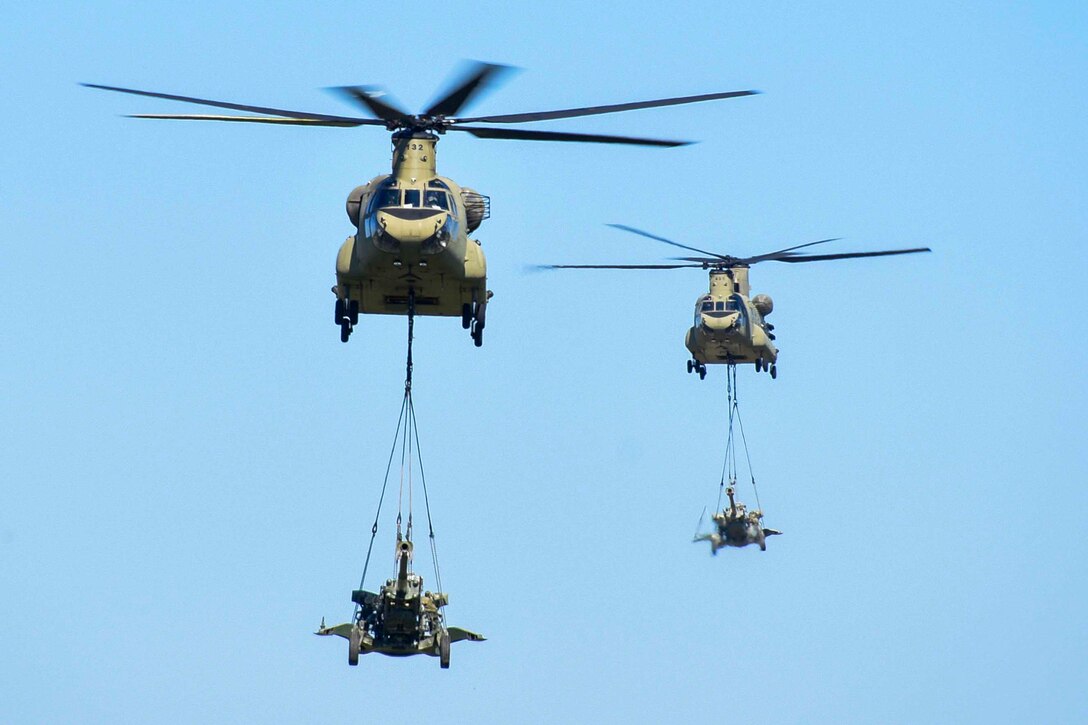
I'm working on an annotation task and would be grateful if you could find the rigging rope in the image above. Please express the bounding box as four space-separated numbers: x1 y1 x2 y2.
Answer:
354 289 444 615
716 363 764 517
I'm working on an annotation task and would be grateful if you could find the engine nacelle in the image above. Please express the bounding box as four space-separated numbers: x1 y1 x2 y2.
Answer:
752 294 774 317
346 184 368 227
460 187 490 233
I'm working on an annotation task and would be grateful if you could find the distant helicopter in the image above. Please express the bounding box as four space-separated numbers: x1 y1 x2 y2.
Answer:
84 63 759 347
543 225 930 378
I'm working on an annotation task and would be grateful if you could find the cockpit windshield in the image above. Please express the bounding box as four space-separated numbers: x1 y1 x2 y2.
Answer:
375 187 400 209
403 189 421 207
423 190 449 210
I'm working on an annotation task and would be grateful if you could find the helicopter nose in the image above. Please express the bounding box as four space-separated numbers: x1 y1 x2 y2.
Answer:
376 208 450 246
701 311 740 331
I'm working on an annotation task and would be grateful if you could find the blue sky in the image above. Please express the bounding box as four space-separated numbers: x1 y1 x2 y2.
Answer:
2 2 1086 722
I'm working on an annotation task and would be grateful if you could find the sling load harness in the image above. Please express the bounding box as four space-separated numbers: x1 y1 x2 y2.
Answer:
356 290 444 616
693 362 781 551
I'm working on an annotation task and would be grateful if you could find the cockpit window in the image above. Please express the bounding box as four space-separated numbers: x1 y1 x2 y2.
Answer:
427 179 450 190
424 190 449 210
375 188 400 208
403 189 421 207
715 301 725 311
701 301 714 312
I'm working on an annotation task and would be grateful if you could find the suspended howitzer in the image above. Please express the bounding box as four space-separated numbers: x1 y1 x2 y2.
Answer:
695 487 782 554
316 539 484 668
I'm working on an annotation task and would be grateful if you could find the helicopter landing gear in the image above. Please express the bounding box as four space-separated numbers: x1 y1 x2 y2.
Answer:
755 358 763 372
468 293 488 347
335 297 359 343
687 359 707 379
461 303 472 329
770 364 777 380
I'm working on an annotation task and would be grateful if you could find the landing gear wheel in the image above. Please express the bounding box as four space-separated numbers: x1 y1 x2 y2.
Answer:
686 360 694 374
755 358 763 372
439 631 450 669
770 364 777 380
348 299 359 326
348 628 361 667
334 298 345 325
461 303 472 329
471 324 483 348
698 365 707 380
340 320 352 343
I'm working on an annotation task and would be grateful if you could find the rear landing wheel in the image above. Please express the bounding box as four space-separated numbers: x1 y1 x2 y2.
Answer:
340 320 352 343
686 360 694 374
334 298 345 325
461 303 472 329
348 299 359 326
755 358 763 372
349 628 360 667
770 364 777 380
698 365 706 380
439 632 450 669
472 325 483 348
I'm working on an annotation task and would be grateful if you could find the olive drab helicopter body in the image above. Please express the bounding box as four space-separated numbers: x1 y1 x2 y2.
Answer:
543 224 930 377
84 62 760 347
335 132 492 345
685 265 778 379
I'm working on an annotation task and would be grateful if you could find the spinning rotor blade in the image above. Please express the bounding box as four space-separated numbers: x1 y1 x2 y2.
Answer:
450 126 689 147
537 263 702 270
744 237 841 263
328 86 410 123
82 83 381 125
768 247 932 263
453 89 759 124
128 114 366 126
425 61 515 117
608 224 727 259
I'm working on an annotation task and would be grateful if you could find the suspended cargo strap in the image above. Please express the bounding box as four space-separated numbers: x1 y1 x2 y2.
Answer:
716 363 764 516
354 289 444 618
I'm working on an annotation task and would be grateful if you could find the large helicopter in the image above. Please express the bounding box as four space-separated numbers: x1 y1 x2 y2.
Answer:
544 225 930 378
83 63 759 347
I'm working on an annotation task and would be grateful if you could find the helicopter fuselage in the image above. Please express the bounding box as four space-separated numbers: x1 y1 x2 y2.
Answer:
685 267 777 367
335 133 489 320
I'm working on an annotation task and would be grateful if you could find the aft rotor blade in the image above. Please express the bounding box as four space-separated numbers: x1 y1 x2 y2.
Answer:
450 126 690 147
767 247 932 264
82 83 380 125
424 61 515 117
537 263 703 270
328 86 410 123
453 89 759 125
127 114 368 127
744 237 841 263
608 224 727 259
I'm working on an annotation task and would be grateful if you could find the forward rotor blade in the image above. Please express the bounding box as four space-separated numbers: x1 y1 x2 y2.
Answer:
767 247 932 264
450 126 690 147
127 114 367 127
328 86 410 123
424 61 515 117
536 263 702 270
82 83 380 125
608 224 726 259
453 89 758 125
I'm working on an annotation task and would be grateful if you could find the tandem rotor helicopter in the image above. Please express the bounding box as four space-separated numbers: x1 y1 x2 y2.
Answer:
544 225 931 378
84 62 759 347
